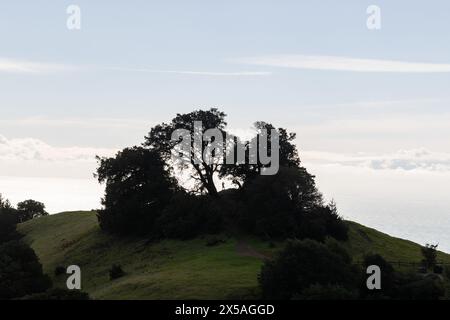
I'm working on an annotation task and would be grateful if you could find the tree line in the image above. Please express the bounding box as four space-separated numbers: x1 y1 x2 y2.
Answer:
96 108 348 241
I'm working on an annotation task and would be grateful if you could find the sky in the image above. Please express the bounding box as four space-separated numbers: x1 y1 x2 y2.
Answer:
1 1 450 250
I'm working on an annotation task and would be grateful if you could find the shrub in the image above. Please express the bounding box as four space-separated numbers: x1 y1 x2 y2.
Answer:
240 167 348 241
421 243 438 271
360 254 396 299
433 265 443 274
396 274 445 300
259 239 358 299
0 207 20 244
156 193 223 240
109 264 125 280
0 240 52 299
54 265 66 276
96 147 178 235
205 236 227 247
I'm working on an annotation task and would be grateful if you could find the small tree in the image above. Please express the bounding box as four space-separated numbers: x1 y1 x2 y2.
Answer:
0 240 52 299
17 200 48 222
259 239 358 299
0 194 19 244
96 146 178 235
0 194 12 210
421 243 438 271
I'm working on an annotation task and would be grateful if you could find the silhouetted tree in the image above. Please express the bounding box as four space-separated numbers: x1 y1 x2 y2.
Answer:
239 166 325 239
0 240 51 299
219 122 300 188
17 199 48 222
0 194 12 210
145 108 227 196
0 194 19 244
259 239 358 299
156 193 224 239
421 243 438 271
96 147 178 235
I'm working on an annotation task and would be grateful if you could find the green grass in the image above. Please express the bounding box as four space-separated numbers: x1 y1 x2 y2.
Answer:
17 211 450 299
344 221 450 265
18 211 263 299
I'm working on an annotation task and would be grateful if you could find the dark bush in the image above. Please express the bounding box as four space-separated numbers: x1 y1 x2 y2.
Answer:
109 264 125 280
0 240 52 299
259 239 358 299
240 167 348 241
433 265 443 274
360 254 396 299
54 265 66 276
396 274 445 300
96 147 178 235
205 236 227 247
156 193 224 240
0 207 20 244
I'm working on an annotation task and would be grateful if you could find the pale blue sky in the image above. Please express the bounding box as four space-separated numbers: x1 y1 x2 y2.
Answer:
1 1 450 249
1 0 450 148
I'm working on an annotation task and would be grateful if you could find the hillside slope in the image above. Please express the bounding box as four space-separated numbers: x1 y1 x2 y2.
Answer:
17 211 450 299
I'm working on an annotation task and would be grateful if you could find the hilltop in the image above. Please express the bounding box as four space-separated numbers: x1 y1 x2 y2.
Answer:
17 211 450 300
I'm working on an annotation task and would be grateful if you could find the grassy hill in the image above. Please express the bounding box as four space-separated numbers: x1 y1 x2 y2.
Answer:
17 211 450 300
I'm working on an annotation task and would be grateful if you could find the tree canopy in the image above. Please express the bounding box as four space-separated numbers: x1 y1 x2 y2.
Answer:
96 146 179 235
17 200 48 223
95 108 349 242
144 108 227 196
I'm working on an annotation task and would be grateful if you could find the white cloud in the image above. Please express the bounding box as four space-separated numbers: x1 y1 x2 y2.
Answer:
106 67 271 76
0 57 270 76
237 54 450 72
302 148 450 172
0 58 74 73
0 135 116 162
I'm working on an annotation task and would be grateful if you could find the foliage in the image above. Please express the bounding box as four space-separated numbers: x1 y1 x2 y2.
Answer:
395 273 445 300
238 167 347 241
156 193 224 239
421 243 438 271
17 199 48 222
0 207 20 244
145 108 227 196
96 146 178 235
54 265 66 276
18 211 450 300
109 264 125 280
0 240 52 299
259 239 358 299
0 194 13 210
219 121 301 188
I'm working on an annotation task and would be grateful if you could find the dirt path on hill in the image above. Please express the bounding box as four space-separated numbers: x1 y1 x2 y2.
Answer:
236 240 271 260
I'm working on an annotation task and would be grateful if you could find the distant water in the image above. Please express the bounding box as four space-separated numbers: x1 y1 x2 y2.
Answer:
306 163 450 253
2 165 449 253
0 176 103 213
